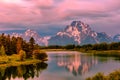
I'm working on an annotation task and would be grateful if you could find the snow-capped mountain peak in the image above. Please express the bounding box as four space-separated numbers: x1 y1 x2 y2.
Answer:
12 32 22 37
48 21 112 45
11 21 115 46
56 21 94 44
12 29 50 46
24 29 40 38
71 21 80 26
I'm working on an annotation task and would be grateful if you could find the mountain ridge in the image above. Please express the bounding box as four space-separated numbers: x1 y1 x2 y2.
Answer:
11 29 50 46
10 21 119 46
48 21 112 45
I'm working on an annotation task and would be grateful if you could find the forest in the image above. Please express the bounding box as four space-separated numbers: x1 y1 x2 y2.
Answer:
0 33 47 65
0 33 38 56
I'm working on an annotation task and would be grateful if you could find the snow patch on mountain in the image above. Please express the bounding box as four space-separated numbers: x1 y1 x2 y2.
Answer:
11 21 116 46
12 29 50 46
49 21 112 45
113 34 120 42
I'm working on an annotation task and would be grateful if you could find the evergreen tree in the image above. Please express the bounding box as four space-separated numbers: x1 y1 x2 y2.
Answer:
6 34 11 55
16 37 23 54
29 37 35 53
10 36 17 54
22 40 30 58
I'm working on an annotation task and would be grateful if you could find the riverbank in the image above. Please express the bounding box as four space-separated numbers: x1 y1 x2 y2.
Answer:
0 54 43 68
42 49 75 51
86 69 120 80
0 49 117 68
80 50 120 57
42 49 120 57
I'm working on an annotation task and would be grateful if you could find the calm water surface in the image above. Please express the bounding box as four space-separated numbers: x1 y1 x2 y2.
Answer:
1 51 120 80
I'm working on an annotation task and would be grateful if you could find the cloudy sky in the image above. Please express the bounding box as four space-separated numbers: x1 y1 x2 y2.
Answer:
0 0 120 36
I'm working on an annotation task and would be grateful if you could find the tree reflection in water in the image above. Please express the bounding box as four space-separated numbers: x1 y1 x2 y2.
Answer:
0 62 48 80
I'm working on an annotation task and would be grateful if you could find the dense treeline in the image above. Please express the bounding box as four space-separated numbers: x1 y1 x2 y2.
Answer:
78 42 120 51
42 42 120 51
0 33 41 58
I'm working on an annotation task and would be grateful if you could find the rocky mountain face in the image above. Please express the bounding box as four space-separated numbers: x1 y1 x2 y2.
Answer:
48 21 112 45
11 21 119 46
12 29 50 46
113 34 120 42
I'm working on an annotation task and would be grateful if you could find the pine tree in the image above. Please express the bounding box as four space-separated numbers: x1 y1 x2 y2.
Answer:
29 37 35 52
16 37 23 54
6 34 11 55
10 36 17 54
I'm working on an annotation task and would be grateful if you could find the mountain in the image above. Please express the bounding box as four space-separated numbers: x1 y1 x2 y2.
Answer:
11 21 115 46
113 34 120 42
12 29 50 46
48 21 112 45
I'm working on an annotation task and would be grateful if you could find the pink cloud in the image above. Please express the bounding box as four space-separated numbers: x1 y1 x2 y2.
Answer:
0 0 119 24
0 0 119 35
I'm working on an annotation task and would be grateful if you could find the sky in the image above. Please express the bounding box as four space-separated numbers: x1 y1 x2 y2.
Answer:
0 0 120 36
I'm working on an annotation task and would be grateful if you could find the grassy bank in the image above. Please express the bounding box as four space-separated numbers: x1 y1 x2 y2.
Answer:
42 49 67 51
42 48 120 57
41 49 75 51
79 50 120 57
86 69 120 80
0 54 43 68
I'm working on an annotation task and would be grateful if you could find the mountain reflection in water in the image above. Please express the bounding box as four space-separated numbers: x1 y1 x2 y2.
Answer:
0 62 48 80
52 53 98 76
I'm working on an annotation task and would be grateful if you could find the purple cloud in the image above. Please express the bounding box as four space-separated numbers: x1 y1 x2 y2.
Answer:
0 0 120 36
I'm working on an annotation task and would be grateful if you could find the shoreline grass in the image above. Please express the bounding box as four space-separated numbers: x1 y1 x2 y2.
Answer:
79 50 120 57
86 69 120 80
0 54 45 68
41 49 71 51
0 59 41 68
42 49 120 57
1 49 120 68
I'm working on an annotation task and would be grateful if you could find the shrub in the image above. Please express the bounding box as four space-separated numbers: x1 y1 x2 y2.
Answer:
0 45 6 56
108 70 120 80
33 50 48 60
86 78 91 80
19 50 26 61
86 70 120 80
92 73 106 80
86 73 106 80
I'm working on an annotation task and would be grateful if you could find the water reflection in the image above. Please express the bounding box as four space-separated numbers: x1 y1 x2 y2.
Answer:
52 53 98 76
0 62 48 80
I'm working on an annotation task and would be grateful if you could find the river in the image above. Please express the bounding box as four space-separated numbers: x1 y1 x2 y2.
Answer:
1 51 120 80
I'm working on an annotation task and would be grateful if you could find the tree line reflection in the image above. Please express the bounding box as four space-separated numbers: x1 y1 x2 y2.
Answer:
0 62 48 80
55 53 98 76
